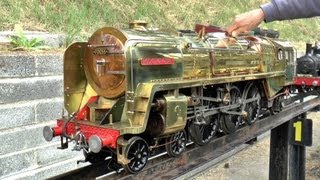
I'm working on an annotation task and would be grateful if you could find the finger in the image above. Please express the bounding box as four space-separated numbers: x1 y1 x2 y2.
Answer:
239 30 249 36
231 29 240 37
226 22 239 36
231 27 248 37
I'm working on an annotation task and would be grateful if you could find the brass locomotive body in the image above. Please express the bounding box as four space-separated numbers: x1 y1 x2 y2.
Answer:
44 22 295 173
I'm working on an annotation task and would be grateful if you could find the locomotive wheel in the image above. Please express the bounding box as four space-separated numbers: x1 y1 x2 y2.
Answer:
123 136 149 173
220 86 242 134
165 130 187 157
244 85 261 125
220 114 241 134
189 116 218 146
83 150 109 164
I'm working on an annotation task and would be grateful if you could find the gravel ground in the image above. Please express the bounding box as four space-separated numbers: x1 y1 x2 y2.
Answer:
192 111 320 180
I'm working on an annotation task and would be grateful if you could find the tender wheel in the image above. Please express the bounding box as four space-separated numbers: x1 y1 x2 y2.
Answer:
220 86 242 134
189 115 218 146
166 130 187 157
123 137 149 173
244 84 261 125
83 150 109 164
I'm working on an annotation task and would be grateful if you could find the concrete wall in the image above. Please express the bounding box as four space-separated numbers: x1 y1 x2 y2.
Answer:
0 52 86 179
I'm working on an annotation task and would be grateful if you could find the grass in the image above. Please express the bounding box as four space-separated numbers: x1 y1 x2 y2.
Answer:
0 0 319 47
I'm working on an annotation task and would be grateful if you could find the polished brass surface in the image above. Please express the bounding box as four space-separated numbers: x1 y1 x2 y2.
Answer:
84 27 127 98
79 84 98 111
116 136 130 165
59 25 299 172
162 94 188 134
129 20 148 30
87 97 115 122
64 42 87 113
63 25 294 136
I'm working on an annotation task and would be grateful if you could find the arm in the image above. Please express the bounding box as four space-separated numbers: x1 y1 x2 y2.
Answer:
226 0 320 37
262 0 320 22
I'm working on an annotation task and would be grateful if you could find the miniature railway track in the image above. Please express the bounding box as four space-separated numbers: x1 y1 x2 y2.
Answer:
51 93 320 180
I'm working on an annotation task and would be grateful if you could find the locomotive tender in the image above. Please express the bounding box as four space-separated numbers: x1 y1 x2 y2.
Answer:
43 21 297 173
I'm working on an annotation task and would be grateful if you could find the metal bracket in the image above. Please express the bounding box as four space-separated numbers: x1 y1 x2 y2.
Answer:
57 136 69 149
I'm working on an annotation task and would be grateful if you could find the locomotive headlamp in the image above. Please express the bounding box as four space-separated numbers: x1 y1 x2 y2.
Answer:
89 135 103 153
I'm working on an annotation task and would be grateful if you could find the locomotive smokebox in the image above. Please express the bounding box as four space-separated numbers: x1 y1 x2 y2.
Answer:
84 27 127 98
296 43 320 76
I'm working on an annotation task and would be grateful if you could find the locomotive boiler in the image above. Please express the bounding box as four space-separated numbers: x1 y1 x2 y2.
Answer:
43 21 295 173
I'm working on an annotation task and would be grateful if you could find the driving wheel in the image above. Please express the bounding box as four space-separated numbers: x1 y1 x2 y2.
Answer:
244 84 261 125
220 86 242 134
189 115 218 146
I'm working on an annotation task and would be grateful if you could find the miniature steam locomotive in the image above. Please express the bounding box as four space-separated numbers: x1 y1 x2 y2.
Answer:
297 43 320 77
43 21 305 173
294 42 320 87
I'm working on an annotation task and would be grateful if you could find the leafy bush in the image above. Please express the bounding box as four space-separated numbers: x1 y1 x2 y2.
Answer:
10 24 46 51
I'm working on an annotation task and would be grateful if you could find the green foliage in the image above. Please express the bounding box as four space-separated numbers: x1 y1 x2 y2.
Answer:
10 24 46 51
0 0 320 47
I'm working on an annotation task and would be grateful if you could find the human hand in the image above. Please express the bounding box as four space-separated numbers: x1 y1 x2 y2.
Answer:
226 9 265 37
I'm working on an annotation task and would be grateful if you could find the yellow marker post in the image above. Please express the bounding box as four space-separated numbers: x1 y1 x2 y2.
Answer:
293 121 302 142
